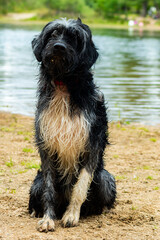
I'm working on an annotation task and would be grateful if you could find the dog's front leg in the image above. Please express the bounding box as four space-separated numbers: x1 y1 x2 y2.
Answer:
62 168 92 227
37 153 56 232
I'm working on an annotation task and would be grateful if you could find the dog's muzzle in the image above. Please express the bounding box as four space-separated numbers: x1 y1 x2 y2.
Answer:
42 40 79 76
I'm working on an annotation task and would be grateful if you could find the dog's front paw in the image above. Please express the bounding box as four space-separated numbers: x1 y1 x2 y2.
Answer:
37 215 55 232
61 209 80 228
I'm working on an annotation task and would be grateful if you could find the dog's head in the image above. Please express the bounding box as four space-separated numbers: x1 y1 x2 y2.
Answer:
32 18 98 77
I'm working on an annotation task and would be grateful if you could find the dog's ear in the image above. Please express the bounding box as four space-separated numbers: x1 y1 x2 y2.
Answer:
85 40 99 69
32 34 43 62
80 24 99 69
88 41 99 67
77 17 82 24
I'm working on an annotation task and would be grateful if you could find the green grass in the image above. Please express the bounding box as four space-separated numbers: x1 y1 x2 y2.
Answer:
24 136 30 141
139 127 149 132
17 131 24 135
131 206 137 210
17 131 33 136
5 188 16 194
153 186 159 190
18 169 28 174
0 127 15 132
21 160 40 169
146 176 153 180
113 155 119 159
150 138 157 142
5 158 14 167
142 165 151 170
133 176 139 181
115 175 126 180
22 148 35 153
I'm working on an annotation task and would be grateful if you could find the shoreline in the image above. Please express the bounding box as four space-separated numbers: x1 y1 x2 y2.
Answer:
0 17 160 32
0 110 160 128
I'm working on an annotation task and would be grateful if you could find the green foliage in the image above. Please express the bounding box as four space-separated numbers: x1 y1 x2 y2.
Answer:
0 0 160 19
94 0 160 18
45 0 86 13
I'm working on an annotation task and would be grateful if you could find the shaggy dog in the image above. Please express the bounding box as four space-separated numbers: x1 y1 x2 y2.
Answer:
29 18 116 232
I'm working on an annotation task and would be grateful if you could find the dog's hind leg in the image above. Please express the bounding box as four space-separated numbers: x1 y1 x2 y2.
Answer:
81 169 116 216
29 170 43 218
97 169 116 209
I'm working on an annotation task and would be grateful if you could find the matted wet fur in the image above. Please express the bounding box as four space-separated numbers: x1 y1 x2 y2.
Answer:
29 18 116 232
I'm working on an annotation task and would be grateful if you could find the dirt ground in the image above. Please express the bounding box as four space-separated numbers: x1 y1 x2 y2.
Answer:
0 112 160 240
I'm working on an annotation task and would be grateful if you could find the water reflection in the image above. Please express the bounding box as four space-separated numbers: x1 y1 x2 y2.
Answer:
0 24 160 124
94 29 160 123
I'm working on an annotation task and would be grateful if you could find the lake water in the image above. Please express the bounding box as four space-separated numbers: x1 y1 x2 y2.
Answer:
0 24 160 124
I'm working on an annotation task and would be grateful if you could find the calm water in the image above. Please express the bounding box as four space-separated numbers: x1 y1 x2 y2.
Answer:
0 24 160 124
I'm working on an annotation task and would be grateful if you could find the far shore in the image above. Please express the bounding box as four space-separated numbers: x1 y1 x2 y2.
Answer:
0 14 160 32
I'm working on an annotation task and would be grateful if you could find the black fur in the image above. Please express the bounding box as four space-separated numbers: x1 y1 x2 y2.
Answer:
29 18 116 230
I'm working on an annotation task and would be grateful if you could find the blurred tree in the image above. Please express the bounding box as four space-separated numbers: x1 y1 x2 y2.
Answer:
44 0 86 13
0 0 8 13
0 0 160 17
95 0 128 17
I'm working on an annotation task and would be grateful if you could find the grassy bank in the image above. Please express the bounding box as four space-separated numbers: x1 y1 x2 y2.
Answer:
0 12 160 31
0 111 160 239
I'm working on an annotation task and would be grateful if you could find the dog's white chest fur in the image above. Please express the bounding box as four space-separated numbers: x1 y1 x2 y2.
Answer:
39 87 90 177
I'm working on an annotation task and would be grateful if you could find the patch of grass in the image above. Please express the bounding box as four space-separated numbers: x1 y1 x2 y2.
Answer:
12 115 18 123
21 160 40 169
5 158 14 167
120 119 130 125
0 127 15 132
142 165 150 170
116 123 121 128
131 206 137 210
23 148 35 153
153 225 158 230
18 169 28 174
10 189 16 194
133 176 139 181
150 138 157 142
139 127 149 132
5 188 16 194
17 131 24 135
17 131 33 136
9 169 18 175
24 136 30 141
113 155 119 159
146 176 153 180
115 175 126 180
25 131 33 136
153 186 159 190
10 122 23 128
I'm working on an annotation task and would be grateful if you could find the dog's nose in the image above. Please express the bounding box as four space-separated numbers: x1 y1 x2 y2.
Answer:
53 43 66 51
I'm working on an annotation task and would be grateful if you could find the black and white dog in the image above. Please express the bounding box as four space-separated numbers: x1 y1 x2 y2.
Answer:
29 18 116 232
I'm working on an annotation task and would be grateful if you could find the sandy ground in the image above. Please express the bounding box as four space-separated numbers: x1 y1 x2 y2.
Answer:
0 112 160 240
